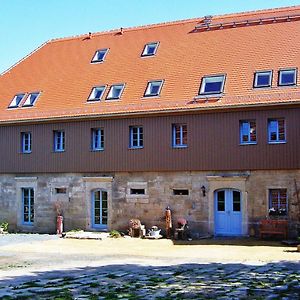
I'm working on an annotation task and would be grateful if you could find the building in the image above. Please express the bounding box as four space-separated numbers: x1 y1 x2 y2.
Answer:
0 6 299 237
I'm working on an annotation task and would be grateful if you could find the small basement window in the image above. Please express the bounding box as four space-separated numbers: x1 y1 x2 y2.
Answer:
8 93 26 108
88 86 106 101
254 71 272 88
144 80 163 97
173 189 189 196
55 188 67 194
130 188 145 195
278 69 297 86
141 42 159 56
91 48 109 63
199 75 225 95
106 84 125 100
22 92 40 107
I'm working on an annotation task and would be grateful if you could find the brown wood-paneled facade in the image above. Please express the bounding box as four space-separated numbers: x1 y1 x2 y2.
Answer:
0 106 299 174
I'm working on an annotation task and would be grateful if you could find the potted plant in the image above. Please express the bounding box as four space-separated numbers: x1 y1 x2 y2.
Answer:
0 222 8 234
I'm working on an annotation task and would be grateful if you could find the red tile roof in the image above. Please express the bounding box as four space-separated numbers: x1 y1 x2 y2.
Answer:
0 5 300 123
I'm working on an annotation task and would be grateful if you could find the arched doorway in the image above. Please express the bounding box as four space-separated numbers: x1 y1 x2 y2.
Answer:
91 189 108 229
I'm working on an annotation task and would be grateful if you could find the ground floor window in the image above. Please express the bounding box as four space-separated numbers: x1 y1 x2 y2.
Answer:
269 189 287 216
22 188 34 224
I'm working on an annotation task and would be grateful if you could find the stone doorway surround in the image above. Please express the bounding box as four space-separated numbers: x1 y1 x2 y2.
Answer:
83 177 113 231
207 173 249 236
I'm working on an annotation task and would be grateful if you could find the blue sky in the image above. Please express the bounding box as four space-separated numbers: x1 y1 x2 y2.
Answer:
1 0 299 73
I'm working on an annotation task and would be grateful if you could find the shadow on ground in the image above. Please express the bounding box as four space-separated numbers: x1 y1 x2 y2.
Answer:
0 262 299 299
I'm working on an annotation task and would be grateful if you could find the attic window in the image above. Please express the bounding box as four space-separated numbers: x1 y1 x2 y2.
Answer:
106 84 125 100
91 48 109 63
22 92 40 107
8 93 26 108
141 42 159 57
254 71 272 88
199 75 225 95
144 80 163 97
278 69 297 86
88 86 106 101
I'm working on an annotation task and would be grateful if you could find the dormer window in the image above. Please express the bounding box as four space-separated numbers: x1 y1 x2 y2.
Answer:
8 93 26 108
254 71 272 88
88 86 106 101
278 68 297 86
22 92 40 107
91 49 109 63
141 42 159 57
199 75 225 95
106 84 125 100
144 80 163 97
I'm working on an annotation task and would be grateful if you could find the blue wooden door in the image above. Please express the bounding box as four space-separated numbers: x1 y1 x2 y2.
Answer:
92 190 108 229
215 189 242 236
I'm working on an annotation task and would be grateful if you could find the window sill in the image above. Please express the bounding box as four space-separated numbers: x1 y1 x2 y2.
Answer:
129 146 144 150
91 149 104 152
87 99 101 102
142 94 160 98
53 150 65 153
268 141 286 144
239 142 257 146
90 60 104 64
105 98 121 101
172 145 188 149
141 54 156 58
21 151 32 154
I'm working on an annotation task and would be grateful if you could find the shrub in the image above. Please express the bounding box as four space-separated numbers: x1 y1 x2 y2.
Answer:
0 222 9 232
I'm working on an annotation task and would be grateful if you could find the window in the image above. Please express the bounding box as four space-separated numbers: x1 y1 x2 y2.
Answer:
172 124 187 148
173 189 189 196
278 69 297 86
199 75 225 95
8 93 26 108
254 71 272 88
91 48 109 63
130 188 145 195
91 128 104 151
88 86 106 101
55 188 67 194
22 188 34 224
54 131 65 152
141 42 159 56
22 92 40 107
240 121 256 144
268 119 286 143
269 189 287 216
106 84 125 100
129 126 143 149
144 80 163 97
21 132 32 153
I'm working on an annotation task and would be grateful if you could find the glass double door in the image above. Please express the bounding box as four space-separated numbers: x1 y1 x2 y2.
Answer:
92 190 108 229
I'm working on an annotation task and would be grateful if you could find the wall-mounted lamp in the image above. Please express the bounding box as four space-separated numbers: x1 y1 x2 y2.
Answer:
201 185 206 197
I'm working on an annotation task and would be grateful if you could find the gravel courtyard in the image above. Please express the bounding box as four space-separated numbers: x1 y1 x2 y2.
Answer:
0 234 299 299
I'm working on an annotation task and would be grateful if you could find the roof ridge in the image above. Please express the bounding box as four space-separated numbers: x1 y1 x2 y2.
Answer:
48 5 300 44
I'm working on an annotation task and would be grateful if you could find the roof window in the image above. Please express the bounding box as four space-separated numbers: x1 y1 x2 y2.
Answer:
199 75 225 95
254 71 272 88
88 86 106 101
141 42 159 57
144 80 163 97
22 92 40 107
91 48 109 63
8 93 26 108
278 68 297 86
106 84 125 100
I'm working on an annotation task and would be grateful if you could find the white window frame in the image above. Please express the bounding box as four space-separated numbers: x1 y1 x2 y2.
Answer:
269 189 288 216
129 126 143 149
54 130 65 152
91 128 104 151
172 124 188 148
22 92 40 107
91 48 109 63
21 132 32 153
141 42 159 57
278 68 297 86
88 86 106 101
106 84 125 100
254 71 272 88
199 75 225 95
268 118 286 143
8 93 26 108
240 120 257 145
144 80 163 97
22 187 34 225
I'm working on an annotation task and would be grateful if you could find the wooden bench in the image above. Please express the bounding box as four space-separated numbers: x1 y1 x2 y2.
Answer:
259 219 288 239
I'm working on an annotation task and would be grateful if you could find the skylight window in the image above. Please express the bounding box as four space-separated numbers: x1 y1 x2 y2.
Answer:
106 84 125 100
88 86 106 101
91 48 109 63
8 93 26 108
199 75 225 95
278 68 297 86
254 71 272 88
144 80 163 97
22 92 40 107
141 42 159 57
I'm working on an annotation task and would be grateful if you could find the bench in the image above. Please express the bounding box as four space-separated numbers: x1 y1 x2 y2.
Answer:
259 219 288 239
